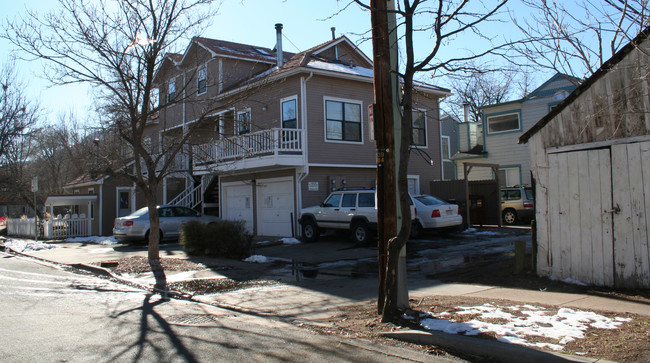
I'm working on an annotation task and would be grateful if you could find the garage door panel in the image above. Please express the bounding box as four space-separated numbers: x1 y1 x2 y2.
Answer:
257 178 294 237
223 183 254 233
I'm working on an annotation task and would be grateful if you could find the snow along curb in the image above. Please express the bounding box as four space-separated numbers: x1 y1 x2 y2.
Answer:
381 330 614 363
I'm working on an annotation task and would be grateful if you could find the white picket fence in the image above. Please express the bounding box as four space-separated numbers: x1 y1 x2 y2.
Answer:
7 218 92 239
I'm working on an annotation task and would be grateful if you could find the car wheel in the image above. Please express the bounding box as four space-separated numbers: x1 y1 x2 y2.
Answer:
301 219 320 242
503 209 518 225
351 222 370 246
410 221 423 239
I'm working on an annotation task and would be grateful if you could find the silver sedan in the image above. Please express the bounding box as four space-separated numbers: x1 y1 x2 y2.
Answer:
113 205 219 242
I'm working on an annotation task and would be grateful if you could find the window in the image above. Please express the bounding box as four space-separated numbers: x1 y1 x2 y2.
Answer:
281 98 297 129
441 136 451 160
341 193 357 207
237 110 251 135
325 99 362 142
323 193 341 207
411 110 427 146
497 167 521 187
487 112 520 134
167 78 176 103
197 66 207 95
358 193 375 207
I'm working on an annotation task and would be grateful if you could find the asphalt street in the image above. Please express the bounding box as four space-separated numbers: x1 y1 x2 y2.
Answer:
0 251 457 362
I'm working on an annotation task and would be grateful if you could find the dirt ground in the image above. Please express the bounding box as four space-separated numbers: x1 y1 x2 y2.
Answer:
105 255 650 363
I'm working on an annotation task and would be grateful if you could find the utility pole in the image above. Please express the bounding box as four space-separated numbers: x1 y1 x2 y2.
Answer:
370 0 399 314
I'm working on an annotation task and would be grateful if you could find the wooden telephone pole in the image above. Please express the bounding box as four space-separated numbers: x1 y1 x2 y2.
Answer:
370 0 401 313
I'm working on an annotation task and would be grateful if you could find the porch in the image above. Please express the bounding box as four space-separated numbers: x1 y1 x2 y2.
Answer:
192 128 304 173
7 194 100 239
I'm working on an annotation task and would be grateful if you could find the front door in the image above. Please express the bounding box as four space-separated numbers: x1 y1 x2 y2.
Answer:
117 189 133 217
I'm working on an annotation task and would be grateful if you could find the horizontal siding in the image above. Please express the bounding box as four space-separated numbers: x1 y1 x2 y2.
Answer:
300 167 377 208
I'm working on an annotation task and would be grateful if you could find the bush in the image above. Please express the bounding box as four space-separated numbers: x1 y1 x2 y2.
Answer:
180 220 253 259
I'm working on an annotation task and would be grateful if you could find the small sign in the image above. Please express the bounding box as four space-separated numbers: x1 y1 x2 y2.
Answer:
31 177 38 192
308 182 319 191
368 104 375 142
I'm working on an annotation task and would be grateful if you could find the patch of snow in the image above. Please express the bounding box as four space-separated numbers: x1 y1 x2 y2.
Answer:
89 248 114 254
420 303 631 351
243 255 269 263
3 239 60 252
307 60 374 78
549 275 589 286
281 237 301 245
66 236 118 245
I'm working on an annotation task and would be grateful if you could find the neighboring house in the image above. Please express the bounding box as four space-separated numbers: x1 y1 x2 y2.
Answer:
148 25 450 237
43 173 140 237
439 113 460 180
0 190 34 218
452 73 578 186
520 27 650 289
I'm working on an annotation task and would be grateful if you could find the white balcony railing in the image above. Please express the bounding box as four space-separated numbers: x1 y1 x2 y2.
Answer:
193 128 303 167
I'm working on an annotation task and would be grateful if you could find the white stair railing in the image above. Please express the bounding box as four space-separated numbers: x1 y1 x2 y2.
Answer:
167 175 215 210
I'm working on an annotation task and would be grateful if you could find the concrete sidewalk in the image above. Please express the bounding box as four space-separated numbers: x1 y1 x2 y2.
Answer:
3 237 647 363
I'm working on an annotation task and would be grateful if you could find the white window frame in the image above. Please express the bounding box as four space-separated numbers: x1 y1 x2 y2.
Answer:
281 95 298 129
167 78 176 103
441 135 451 160
411 109 428 148
407 175 420 194
323 96 364 144
498 166 521 187
237 109 251 135
197 65 207 95
486 112 520 134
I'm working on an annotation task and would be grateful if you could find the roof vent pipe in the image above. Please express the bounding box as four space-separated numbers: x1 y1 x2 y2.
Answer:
275 23 283 68
331 27 336 40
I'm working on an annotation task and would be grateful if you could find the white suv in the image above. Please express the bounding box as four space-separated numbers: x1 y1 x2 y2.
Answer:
299 189 414 245
300 189 377 245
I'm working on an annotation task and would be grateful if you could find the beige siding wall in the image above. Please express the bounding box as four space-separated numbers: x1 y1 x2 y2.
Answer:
300 167 377 208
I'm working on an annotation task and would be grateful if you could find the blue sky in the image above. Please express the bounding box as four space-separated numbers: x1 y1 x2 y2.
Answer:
2 0 556 125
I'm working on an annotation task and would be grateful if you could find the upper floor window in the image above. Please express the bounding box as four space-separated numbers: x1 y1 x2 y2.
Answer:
197 66 207 95
325 99 362 142
486 112 520 134
167 78 176 103
441 135 451 160
237 109 251 135
411 109 427 147
281 97 297 129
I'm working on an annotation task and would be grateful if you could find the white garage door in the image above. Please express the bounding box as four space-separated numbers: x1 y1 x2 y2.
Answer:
222 182 254 233
257 177 294 236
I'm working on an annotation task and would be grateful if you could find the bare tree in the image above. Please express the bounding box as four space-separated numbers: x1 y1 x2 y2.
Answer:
354 0 508 321
3 0 219 292
510 0 650 81
0 62 38 166
443 68 521 124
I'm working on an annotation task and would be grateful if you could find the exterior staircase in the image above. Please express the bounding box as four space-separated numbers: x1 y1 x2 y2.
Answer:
167 175 216 213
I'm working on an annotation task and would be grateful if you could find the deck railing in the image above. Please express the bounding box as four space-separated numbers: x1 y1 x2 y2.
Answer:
193 128 303 165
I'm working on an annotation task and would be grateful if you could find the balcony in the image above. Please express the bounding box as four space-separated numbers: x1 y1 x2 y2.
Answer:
192 128 304 173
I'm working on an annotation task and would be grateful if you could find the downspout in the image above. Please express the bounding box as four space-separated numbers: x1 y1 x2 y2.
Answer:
99 178 104 235
296 72 313 235
439 121 445 180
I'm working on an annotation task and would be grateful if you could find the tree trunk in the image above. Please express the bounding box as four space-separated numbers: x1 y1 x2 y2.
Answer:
144 188 166 293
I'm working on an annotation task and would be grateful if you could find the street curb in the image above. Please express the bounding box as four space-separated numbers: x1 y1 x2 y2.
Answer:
2 245 191 300
382 330 611 363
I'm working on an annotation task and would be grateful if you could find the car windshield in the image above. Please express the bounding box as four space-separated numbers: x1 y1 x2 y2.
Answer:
129 206 150 217
525 188 534 200
414 195 445 206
